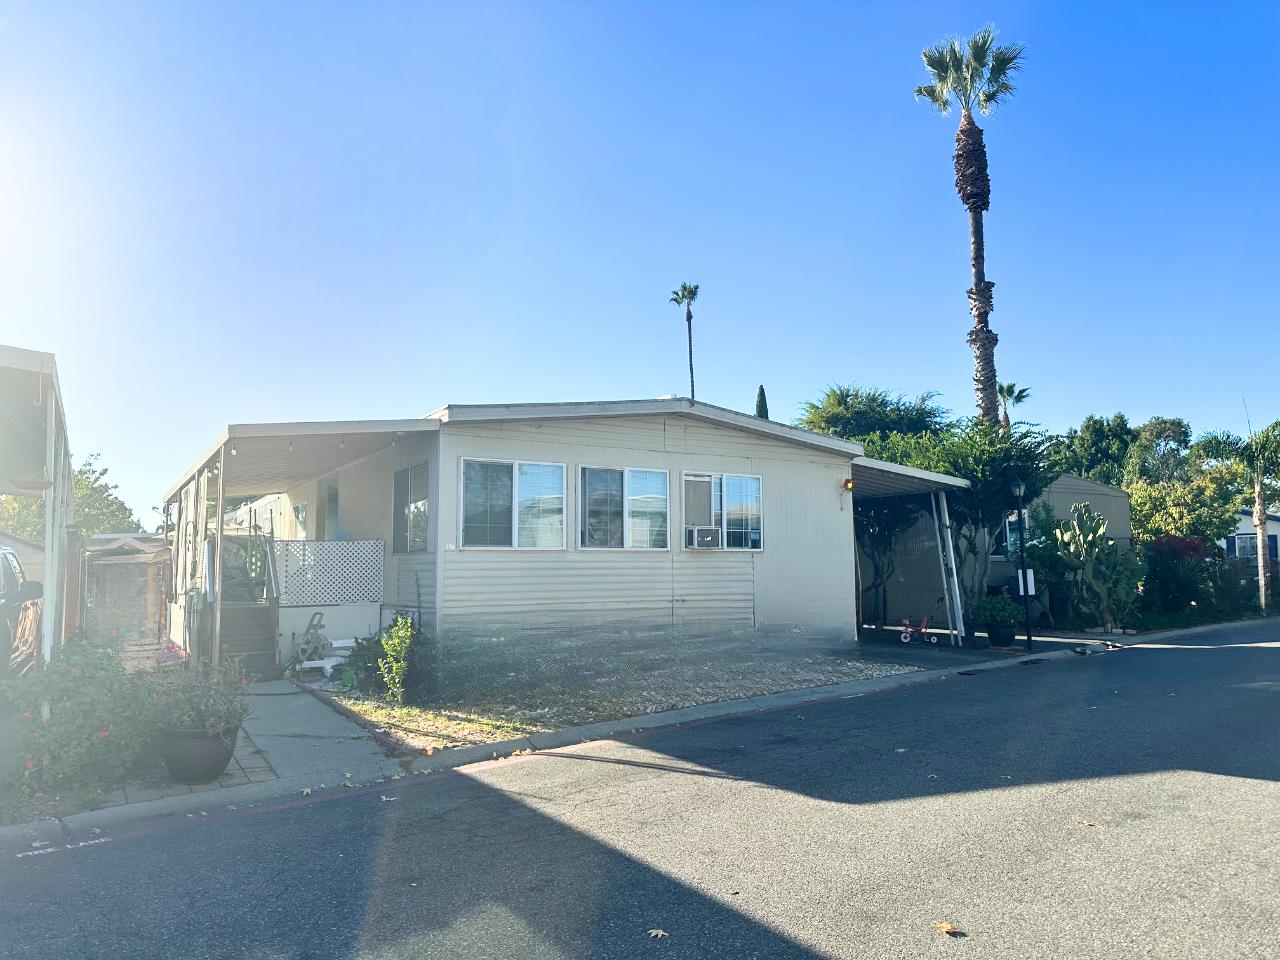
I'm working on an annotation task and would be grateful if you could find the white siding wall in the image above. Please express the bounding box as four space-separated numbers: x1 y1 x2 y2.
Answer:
434 415 857 642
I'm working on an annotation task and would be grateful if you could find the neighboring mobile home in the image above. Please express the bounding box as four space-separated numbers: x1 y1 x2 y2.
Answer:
162 399 968 680
1221 508 1280 563
0 344 75 666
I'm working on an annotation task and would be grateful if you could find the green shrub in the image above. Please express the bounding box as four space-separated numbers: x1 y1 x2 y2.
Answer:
1 644 153 800
378 616 415 704
343 634 386 692
969 595 1022 626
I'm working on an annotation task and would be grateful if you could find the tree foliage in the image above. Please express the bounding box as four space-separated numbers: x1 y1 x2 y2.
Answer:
754 385 769 420
1126 465 1247 545
798 385 949 442
1123 417 1193 485
1048 413 1137 486
0 453 141 541
914 25 1025 118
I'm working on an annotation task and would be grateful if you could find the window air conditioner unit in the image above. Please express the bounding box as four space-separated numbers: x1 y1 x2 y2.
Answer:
687 526 722 549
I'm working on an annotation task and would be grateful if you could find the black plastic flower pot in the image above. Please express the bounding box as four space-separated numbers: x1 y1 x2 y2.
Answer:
985 623 1018 647
157 724 239 784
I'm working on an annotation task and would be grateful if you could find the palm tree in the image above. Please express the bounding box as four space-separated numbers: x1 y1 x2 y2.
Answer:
670 283 699 400
1199 422 1280 613
996 381 1030 430
915 26 1024 426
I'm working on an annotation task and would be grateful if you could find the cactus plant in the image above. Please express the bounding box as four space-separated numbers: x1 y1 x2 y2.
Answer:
1055 502 1142 630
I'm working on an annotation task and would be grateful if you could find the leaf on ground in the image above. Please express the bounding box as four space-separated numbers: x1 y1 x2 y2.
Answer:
301 788 312 797
380 795 397 802
935 922 966 938
1078 819 1097 828
88 827 103 835
647 928 669 939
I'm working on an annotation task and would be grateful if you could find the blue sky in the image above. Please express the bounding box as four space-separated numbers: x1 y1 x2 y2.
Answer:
1 1 1277 524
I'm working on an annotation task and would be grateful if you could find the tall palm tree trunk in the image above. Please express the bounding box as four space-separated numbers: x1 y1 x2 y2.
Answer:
956 112 999 425
686 306 695 400
1254 476 1271 613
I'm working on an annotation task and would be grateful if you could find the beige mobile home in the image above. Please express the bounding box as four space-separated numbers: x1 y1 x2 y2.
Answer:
162 399 967 681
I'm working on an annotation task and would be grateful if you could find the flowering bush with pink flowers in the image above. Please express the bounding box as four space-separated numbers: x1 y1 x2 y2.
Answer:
1 644 153 800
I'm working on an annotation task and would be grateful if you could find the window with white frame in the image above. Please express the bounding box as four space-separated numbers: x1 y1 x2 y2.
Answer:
393 462 429 554
462 459 565 548
580 467 669 549
1235 534 1258 558
683 472 762 550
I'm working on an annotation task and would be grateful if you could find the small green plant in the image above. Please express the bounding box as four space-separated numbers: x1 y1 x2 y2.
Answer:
378 616 415 705
344 634 385 691
144 660 251 734
1 644 153 800
969 594 1021 626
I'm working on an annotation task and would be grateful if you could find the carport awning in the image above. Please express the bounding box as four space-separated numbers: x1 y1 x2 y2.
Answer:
163 419 440 502
849 455 968 500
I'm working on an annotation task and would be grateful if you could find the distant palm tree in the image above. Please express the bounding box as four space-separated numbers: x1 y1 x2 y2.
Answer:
670 283 700 400
996 381 1030 430
915 25 1024 426
1199 422 1280 613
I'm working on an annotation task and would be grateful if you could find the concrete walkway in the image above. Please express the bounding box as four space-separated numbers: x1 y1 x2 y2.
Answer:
241 680 391 783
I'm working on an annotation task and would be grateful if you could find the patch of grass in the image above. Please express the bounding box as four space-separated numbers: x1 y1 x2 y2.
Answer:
332 696 543 753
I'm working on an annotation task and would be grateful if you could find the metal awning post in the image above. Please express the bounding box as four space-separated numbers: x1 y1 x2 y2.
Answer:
849 466 859 644
937 491 965 641
211 444 227 667
39 377 61 663
929 492 958 646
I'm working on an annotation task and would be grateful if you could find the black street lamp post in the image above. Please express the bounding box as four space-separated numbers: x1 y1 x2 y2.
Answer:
1012 480 1034 653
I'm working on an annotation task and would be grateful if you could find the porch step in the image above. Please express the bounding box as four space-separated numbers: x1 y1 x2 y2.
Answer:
220 603 274 631
236 650 282 681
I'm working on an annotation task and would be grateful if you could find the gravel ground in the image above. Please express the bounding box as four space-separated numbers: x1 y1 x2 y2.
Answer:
320 640 920 752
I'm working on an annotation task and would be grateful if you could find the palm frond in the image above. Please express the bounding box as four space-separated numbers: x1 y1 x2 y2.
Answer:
977 80 1016 113
1196 430 1247 464
913 83 951 113
918 26 1023 118
986 41 1025 87
670 282 698 307
920 42 954 84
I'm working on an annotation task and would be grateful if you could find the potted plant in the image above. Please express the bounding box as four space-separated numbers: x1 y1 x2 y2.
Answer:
144 660 251 783
969 595 1022 647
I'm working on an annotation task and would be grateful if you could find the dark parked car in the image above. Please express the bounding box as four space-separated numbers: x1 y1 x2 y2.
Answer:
0 546 43 668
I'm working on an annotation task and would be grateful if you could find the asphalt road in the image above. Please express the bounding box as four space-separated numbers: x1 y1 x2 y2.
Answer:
3 622 1277 959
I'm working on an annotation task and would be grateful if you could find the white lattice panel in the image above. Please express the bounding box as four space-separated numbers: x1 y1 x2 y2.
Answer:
272 540 383 606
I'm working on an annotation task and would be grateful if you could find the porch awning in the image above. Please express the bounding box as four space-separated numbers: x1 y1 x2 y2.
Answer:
163 419 439 502
849 455 968 500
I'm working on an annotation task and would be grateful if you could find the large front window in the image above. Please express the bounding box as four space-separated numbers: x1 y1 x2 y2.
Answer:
580 467 669 549
683 473 762 550
462 460 565 548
